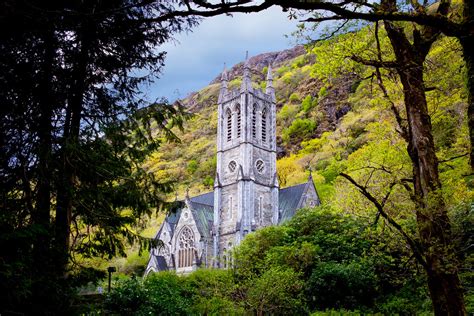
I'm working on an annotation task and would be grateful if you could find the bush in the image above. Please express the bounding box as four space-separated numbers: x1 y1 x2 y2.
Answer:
282 118 316 144
306 261 377 311
246 267 306 315
289 92 301 103
185 269 243 315
104 277 151 315
104 272 192 315
301 95 317 114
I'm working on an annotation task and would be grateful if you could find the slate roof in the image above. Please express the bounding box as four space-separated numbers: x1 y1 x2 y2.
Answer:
147 255 168 272
190 191 214 206
155 180 313 244
155 256 168 270
181 181 311 229
189 201 214 239
278 183 307 223
162 208 182 236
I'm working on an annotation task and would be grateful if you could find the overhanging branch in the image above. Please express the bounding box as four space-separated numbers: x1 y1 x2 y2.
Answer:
340 172 427 268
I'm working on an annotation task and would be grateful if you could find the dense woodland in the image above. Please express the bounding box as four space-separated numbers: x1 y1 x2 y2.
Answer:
1 0 473 315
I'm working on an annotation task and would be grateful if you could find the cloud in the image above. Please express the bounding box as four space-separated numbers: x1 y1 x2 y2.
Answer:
144 7 298 102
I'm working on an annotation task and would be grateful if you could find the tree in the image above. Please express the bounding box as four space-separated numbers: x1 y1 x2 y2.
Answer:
0 0 198 313
335 2 466 311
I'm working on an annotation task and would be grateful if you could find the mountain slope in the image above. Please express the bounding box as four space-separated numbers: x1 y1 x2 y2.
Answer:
145 45 360 199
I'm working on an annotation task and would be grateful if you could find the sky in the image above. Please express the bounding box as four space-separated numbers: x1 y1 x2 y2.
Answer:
143 7 299 102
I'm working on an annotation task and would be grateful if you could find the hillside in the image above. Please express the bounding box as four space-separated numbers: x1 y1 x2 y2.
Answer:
144 45 359 201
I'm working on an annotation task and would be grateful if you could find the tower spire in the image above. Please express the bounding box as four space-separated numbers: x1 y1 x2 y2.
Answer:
218 63 228 103
265 63 275 101
241 51 252 92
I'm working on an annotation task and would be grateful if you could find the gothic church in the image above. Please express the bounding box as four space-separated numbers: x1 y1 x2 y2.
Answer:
145 59 320 275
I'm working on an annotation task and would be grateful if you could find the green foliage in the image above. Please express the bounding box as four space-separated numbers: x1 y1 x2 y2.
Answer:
289 92 301 102
104 277 151 315
187 159 199 174
282 118 317 144
105 273 192 315
306 261 377 311
186 269 243 315
246 267 306 315
301 95 317 114
230 206 430 313
318 86 328 99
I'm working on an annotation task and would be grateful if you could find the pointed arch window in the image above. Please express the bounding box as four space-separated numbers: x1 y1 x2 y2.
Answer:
236 105 241 138
222 248 227 269
252 104 257 139
226 108 232 142
228 243 233 268
177 226 195 268
261 108 268 143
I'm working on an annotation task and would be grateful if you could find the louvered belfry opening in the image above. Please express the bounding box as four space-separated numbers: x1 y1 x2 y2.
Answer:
252 104 257 139
236 105 241 138
261 108 267 142
226 108 232 142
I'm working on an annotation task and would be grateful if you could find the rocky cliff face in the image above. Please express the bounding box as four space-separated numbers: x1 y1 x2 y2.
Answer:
180 44 356 154
209 45 306 84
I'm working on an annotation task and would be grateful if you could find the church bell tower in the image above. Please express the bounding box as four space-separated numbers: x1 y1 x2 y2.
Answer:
213 56 279 266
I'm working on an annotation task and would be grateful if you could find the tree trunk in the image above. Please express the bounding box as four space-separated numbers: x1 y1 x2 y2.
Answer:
460 36 474 172
31 26 56 312
383 20 467 315
399 66 466 315
55 22 90 275
463 0 474 173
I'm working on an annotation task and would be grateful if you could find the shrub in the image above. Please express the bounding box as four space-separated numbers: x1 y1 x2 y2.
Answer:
306 261 377 311
289 92 301 103
246 267 306 315
282 118 317 144
104 272 192 315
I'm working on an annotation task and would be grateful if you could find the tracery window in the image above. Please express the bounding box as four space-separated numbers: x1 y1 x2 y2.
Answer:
228 160 237 172
255 159 265 173
226 108 232 142
236 105 241 138
261 108 268 143
177 226 195 268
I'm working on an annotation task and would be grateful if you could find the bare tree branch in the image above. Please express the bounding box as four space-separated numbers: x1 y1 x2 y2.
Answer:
339 172 427 268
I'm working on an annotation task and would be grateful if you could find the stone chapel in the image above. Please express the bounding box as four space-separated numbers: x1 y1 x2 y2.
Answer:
145 58 320 275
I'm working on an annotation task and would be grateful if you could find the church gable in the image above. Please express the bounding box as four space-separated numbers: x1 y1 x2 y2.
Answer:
297 176 320 209
144 220 173 275
171 202 202 273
